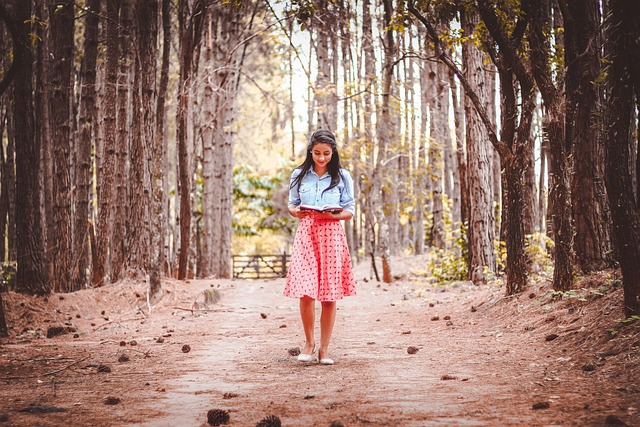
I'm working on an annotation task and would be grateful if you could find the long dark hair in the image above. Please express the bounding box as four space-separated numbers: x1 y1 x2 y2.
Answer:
290 129 346 195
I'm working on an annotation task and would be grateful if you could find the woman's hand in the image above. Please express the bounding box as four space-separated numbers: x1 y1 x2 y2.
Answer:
289 206 309 219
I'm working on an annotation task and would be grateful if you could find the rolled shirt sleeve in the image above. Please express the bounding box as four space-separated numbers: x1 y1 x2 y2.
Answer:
339 169 356 216
288 169 302 208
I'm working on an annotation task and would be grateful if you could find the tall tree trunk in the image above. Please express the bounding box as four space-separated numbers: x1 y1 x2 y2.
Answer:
427 58 445 249
201 16 215 278
128 0 158 276
415 48 427 254
377 0 396 283
93 0 120 287
75 0 100 290
361 0 379 278
449 69 466 232
462 10 496 282
177 0 206 280
313 0 337 131
150 0 171 287
5 113 15 266
560 0 613 272
604 0 640 317
522 136 537 236
111 1 132 282
339 1 356 253
13 0 48 294
539 129 550 234
210 2 253 278
48 0 74 292
527 0 573 291
36 2 53 283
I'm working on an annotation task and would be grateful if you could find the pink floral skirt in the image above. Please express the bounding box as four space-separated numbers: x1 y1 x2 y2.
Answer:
284 217 356 301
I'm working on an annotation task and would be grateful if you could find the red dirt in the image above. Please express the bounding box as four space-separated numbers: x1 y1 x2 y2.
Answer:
1 255 638 426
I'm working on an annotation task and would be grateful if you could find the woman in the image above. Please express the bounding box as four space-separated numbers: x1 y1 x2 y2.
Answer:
285 129 356 365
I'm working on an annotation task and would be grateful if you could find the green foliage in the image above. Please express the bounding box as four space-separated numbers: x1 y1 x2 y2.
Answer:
525 231 554 274
231 161 297 255
618 315 640 325
494 239 507 273
287 0 317 30
550 286 610 303
0 262 17 291
233 162 294 236
426 223 469 283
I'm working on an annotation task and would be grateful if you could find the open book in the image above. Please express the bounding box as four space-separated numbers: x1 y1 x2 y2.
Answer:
299 204 343 213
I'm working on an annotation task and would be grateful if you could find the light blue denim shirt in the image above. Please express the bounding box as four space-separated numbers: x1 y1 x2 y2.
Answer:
288 168 356 215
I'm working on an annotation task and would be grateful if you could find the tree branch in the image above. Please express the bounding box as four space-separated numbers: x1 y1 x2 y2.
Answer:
476 0 534 93
407 0 510 160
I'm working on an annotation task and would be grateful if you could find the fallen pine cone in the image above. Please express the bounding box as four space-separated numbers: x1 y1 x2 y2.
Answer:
440 374 458 380
532 401 550 410
288 347 301 356
407 346 419 354
118 354 130 363
182 344 191 353
260 313 268 319
104 396 121 405
256 414 281 427
97 364 111 373
207 409 230 426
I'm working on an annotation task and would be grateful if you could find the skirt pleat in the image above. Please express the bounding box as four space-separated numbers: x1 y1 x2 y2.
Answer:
284 217 356 301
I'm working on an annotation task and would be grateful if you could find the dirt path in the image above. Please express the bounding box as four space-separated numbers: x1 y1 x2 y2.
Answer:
1 256 638 426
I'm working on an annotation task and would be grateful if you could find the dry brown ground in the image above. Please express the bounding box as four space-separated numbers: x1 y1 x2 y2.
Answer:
0 255 638 427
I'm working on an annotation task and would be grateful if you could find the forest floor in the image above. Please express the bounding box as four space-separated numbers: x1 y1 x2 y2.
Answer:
0 254 639 427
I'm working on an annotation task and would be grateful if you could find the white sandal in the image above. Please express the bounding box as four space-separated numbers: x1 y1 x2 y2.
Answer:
297 345 316 362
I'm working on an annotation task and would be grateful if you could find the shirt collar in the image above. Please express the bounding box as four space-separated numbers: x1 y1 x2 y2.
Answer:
310 169 330 180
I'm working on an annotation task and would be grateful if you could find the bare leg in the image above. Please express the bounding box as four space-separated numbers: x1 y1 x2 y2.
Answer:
299 297 316 355
318 301 336 360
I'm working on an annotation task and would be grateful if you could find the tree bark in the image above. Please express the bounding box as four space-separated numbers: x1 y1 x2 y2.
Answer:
177 0 206 280
111 1 132 283
377 0 396 283
560 0 613 272
604 0 640 317
128 0 158 276
449 69 466 233
527 0 574 291
427 58 445 249
75 0 100 290
48 1 74 292
201 15 215 278
151 0 171 285
415 50 427 254
313 0 337 131
462 10 496 282
13 0 48 294
93 0 120 287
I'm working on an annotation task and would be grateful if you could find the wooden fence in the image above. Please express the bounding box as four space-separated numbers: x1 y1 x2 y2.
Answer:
232 254 289 279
